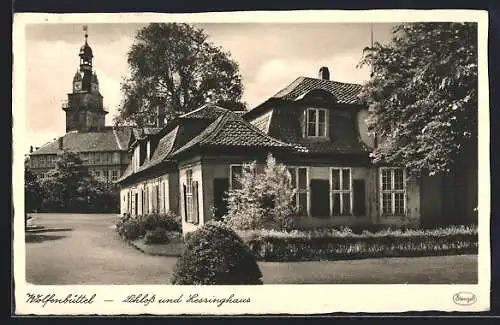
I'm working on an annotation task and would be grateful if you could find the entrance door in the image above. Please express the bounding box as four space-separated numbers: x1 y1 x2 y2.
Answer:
310 179 330 218
213 178 230 220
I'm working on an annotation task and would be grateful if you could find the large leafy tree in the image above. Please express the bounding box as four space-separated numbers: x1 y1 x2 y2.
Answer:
358 23 477 175
41 152 92 211
40 152 120 212
116 23 246 127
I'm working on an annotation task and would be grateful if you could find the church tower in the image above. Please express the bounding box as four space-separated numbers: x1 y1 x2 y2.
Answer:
63 25 108 132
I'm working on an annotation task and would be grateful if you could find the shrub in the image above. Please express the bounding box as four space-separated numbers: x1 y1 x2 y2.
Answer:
141 211 182 232
115 212 182 241
171 221 263 285
144 227 170 244
239 225 478 261
224 154 296 231
116 214 146 240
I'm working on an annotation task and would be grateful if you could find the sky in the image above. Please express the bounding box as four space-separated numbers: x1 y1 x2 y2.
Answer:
24 23 395 148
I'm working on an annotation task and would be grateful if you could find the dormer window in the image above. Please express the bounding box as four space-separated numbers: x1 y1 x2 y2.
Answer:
306 108 328 138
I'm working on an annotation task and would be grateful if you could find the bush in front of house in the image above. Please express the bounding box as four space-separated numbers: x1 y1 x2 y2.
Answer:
116 213 146 240
141 211 182 232
239 225 478 262
171 221 263 285
224 154 296 231
116 212 182 241
144 227 170 244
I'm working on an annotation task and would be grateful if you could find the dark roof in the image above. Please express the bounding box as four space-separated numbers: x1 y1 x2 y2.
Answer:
30 127 132 156
172 111 293 157
272 77 363 105
136 127 178 172
179 103 229 120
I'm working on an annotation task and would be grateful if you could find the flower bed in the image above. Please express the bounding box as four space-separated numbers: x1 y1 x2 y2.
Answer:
238 225 478 262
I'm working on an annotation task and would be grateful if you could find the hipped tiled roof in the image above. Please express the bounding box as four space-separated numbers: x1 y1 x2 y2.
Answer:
272 77 363 105
30 127 132 155
172 111 293 157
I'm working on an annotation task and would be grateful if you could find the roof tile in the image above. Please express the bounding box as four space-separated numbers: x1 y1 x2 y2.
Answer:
30 127 132 155
272 77 363 105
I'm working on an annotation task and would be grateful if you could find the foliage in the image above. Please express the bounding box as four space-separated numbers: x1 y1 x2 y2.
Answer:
358 23 478 174
141 211 182 232
116 214 146 240
25 164 42 213
39 152 92 212
224 154 297 231
116 212 182 241
38 151 118 212
171 221 263 285
116 23 246 127
144 228 170 244
240 225 478 261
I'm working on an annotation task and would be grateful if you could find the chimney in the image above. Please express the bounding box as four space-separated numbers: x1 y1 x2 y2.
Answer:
29 146 33 153
319 66 330 80
58 137 63 150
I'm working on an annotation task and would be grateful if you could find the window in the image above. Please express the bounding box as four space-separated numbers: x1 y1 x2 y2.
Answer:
184 169 199 223
230 165 243 190
39 173 45 179
112 170 118 181
103 170 109 181
288 167 308 215
95 170 100 178
380 168 406 216
112 152 120 163
306 108 328 138
331 168 352 216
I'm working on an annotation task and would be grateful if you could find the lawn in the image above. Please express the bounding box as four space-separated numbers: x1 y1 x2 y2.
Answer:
259 254 477 284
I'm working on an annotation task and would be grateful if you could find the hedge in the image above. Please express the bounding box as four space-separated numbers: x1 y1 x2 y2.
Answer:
116 212 182 241
238 225 478 261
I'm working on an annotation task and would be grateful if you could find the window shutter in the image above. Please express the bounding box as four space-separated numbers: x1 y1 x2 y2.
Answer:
192 181 199 224
183 184 188 222
353 179 366 217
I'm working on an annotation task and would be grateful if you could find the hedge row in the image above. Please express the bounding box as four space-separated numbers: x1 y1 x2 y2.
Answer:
239 225 478 261
116 212 182 242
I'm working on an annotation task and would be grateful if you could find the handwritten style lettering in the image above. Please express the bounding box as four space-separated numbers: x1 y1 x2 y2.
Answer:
25 293 95 307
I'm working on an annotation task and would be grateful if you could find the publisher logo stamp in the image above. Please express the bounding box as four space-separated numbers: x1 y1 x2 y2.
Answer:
453 292 477 306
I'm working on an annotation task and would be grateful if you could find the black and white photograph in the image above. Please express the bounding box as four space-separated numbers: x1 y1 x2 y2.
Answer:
13 10 490 315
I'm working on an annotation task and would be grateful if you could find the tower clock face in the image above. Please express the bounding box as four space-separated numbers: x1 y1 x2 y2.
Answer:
74 83 81 91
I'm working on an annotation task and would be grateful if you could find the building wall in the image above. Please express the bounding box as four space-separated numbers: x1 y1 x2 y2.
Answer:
119 171 179 217
176 158 422 233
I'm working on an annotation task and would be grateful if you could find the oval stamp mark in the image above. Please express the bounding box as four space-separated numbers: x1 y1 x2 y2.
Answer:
453 292 477 306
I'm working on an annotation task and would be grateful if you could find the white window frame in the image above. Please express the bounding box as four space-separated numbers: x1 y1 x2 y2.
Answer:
330 167 353 216
111 170 118 181
305 108 329 138
229 164 243 189
288 166 310 217
185 169 194 222
379 167 407 216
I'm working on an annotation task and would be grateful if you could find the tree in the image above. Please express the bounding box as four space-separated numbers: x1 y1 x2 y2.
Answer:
41 152 92 211
25 164 42 213
358 23 477 174
116 23 246 127
224 154 297 231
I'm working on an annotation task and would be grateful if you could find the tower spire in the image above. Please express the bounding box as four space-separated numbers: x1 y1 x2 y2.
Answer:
83 25 88 44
